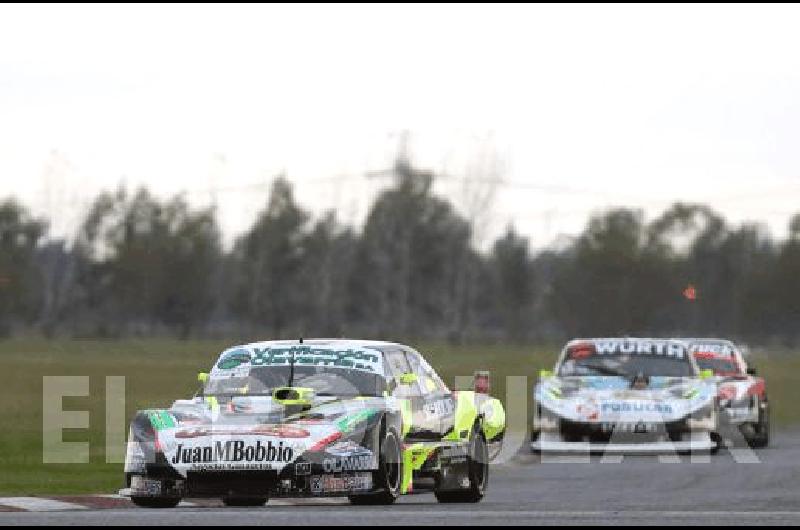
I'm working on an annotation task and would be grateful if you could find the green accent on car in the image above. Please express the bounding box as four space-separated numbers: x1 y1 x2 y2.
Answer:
400 443 436 494
204 395 219 412
197 372 209 383
539 369 554 379
480 397 506 442
699 369 713 380
684 388 700 399
398 373 418 385
335 408 378 433
548 387 562 399
444 391 506 443
399 399 413 437
147 410 175 431
444 391 480 441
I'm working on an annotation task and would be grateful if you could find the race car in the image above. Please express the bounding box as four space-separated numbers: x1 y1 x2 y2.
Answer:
531 338 719 454
686 338 769 448
120 339 505 507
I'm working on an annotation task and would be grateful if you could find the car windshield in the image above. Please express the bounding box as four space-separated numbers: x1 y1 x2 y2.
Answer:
204 366 387 398
693 355 741 376
559 353 694 378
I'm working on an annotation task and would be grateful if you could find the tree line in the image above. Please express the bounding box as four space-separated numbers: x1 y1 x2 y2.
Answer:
1 160 799 345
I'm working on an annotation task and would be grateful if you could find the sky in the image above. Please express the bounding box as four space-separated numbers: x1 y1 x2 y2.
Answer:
2 4 800 249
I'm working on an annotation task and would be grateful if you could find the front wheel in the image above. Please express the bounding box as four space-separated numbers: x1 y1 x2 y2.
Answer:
745 401 770 448
349 426 401 505
131 497 181 509
435 424 489 503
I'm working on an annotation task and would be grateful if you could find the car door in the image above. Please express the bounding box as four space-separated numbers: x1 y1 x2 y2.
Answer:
404 349 456 440
383 348 425 438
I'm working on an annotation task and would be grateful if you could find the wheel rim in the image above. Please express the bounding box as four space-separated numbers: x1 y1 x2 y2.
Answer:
383 433 400 493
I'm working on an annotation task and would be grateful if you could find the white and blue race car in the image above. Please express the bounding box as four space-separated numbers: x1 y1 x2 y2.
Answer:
532 338 720 454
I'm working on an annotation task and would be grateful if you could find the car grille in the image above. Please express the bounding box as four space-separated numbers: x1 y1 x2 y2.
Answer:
560 419 689 442
186 471 279 496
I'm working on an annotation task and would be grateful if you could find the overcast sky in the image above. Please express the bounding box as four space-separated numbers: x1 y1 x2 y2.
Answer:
2 4 800 248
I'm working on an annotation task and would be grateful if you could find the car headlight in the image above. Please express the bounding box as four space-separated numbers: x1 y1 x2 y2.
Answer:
726 395 755 409
533 403 560 432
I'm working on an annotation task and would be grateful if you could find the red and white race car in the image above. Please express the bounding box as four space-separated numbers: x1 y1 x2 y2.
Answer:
686 339 769 448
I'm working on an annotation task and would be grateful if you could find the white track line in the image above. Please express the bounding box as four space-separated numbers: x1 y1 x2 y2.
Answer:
0 498 87 512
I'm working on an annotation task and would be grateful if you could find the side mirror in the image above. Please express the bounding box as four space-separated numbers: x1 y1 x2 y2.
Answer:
398 373 418 386
699 369 714 380
197 372 210 384
746 367 757 376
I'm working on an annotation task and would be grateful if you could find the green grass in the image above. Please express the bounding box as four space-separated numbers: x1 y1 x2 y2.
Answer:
0 339 796 495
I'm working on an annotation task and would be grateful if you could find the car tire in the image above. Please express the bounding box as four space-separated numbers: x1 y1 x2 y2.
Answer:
221 496 268 507
746 401 770 449
710 432 722 454
349 426 401 506
530 430 541 454
435 423 489 504
131 497 181 508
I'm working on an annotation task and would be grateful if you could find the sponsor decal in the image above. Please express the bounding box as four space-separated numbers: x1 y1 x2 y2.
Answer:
439 445 468 464
147 410 176 431
569 343 595 359
425 397 455 419
598 422 660 433
295 462 311 476
323 454 374 473
130 476 163 496
250 346 382 373
124 443 146 473
174 424 310 439
600 401 674 415
323 441 375 472
310 473 372 494
594 340 686 359
217 348 253 370
689 343 734 355
325 440 372 458
171 440 294 466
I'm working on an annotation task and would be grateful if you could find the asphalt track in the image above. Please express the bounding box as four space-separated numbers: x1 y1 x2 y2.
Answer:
2 431 800 526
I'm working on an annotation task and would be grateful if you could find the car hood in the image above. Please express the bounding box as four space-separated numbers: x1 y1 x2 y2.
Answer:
535 376 716 423
130 396 387 477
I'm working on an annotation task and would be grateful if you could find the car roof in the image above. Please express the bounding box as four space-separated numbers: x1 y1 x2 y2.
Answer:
557 338 700 373
565 337 689 346
232 338 407 352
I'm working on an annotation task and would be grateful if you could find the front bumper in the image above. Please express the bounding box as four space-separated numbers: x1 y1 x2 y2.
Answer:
121 469 376 499
531 431 716 454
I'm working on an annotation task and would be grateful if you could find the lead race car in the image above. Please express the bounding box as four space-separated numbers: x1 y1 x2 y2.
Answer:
121 339 505 507
686 338 769 448
532 338 720 454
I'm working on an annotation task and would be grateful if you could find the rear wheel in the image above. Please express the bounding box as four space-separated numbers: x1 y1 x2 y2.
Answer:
222 496 268 507
349 427 401 506
131 497 181 509
435 423 489 503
